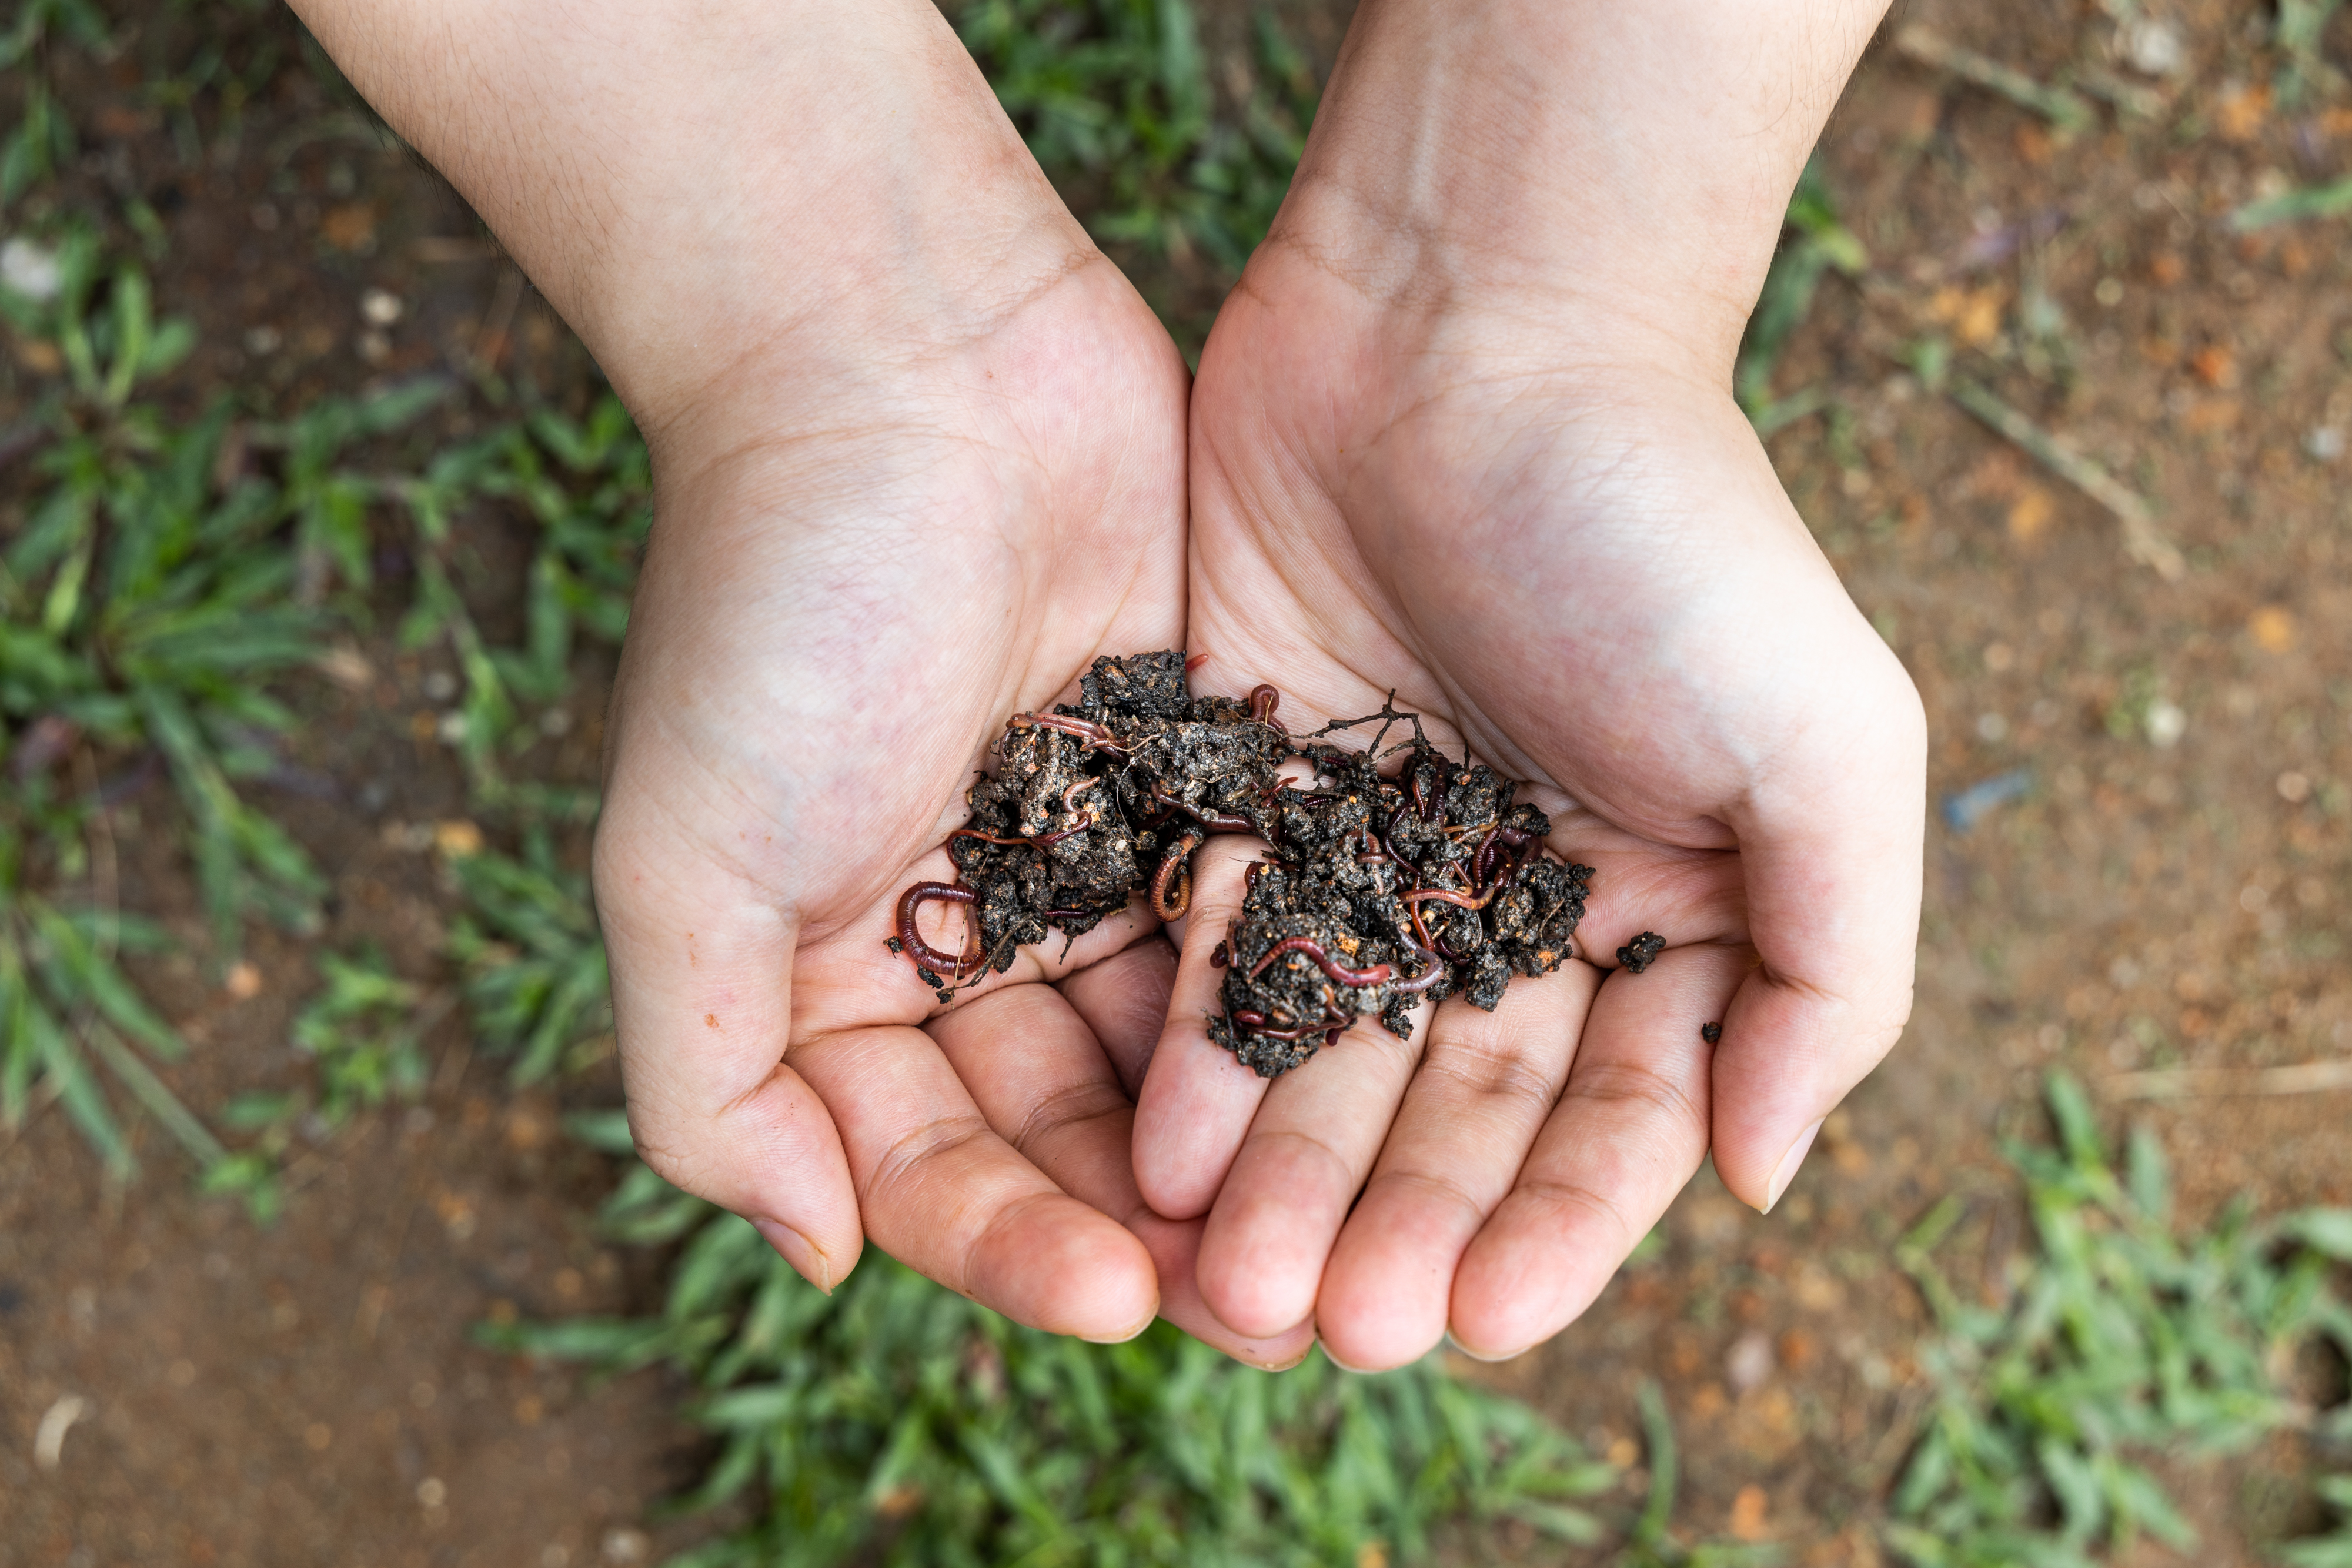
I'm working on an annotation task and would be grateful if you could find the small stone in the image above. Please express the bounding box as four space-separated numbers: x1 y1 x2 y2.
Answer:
2306 426 2346 463
602 1529 650 1566
2120 17 2185 76
360 287 405 326
1726 1329 1776 1394
0 238 63 302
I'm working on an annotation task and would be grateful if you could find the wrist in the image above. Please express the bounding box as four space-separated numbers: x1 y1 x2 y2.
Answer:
292 0 1097 450
1268 0 1887 374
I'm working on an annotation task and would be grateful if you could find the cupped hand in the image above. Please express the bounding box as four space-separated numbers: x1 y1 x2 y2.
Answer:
1135 222 1925 1368
589 165 1308 1366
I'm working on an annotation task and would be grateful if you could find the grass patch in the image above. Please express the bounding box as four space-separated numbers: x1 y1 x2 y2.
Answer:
1887 1074 2352 1566
957 0 1314 345
490 1112 1622 1568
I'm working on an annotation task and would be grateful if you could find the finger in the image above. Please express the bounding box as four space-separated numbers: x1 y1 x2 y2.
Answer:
1315 959 1601 1371
595 824 864 1295
789 1017 1160 1340
1449 941 1744 1358
930 980 1315 1367
1131 838 1277 1218
1710 670 1926 1211
1192 989 1434 1342
1057 934 1178 1100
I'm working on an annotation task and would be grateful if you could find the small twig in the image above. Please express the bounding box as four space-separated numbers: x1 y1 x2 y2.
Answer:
75 747 119 971
1895 25 2096 133
1946 376 2184 580
472 265 524 370
2073 66 2166 120
2105 1061 2352 1099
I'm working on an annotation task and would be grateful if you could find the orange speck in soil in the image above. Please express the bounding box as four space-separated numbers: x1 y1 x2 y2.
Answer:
2213 82 2270 142
2149 253 2186 287
1729 1483 1771 1541
2189 344 2237 388
2249 604 2297 652
1953 289 2005 349
2006 486 2054 547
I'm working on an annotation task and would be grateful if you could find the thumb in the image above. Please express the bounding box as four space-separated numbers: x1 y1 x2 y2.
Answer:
1708 664 1926 1212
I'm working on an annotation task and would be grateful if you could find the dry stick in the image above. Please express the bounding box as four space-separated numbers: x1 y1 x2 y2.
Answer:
1946 376 2186 581
2105 1060 2352 1100
1893 24 2096 133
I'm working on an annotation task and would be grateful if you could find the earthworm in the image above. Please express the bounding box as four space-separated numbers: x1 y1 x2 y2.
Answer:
1403 884 1503 913
896 882 980 978
1247 935 1393 988
1150 830 1205 921
1008 712 1125 753
1389 946 1448 994
1248 683 1285 731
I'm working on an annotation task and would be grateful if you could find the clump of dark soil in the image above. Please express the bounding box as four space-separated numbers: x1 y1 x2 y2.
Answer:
1617 931 1666 974
892 653 1592 1077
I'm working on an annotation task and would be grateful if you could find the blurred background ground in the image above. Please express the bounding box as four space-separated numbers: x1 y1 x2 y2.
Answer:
1 0 2349 1564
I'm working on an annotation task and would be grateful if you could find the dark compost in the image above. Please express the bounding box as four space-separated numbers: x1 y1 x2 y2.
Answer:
891 651 1593 1078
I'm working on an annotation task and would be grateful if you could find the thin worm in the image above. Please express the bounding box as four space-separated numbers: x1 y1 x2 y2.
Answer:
1247 935 1392 988
1389 946 1448 994
1404 884 1503 912
1009 712 1125 753
1247 683 1285 731
896 882 980 978
1150 830 1205 921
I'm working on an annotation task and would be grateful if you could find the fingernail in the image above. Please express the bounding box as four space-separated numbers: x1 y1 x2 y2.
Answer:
1442 1330 1530 1365
753 1219 832 1294
1080 1307 1160 1346
1762 1118 1826 1215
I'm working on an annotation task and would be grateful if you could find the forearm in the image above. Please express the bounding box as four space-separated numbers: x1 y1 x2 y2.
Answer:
1278 0 1888 373
289 0 1087 457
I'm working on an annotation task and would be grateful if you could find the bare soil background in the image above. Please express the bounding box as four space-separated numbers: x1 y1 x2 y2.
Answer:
4 0 2350 1563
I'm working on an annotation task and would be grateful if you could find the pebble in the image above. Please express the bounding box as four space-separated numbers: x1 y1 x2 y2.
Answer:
0 237 62 301
1726 1330 1776 1395
2120 18 2186 77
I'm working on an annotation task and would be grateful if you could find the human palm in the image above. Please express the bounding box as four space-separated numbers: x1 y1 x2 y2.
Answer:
594 258 1310 1363
1134 238 1926 1368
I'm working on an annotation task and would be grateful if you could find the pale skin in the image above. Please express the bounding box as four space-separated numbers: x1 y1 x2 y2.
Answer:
293 0 1923 1370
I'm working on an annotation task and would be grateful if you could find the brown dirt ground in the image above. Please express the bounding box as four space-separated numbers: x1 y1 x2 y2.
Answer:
4 1 2350 1564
